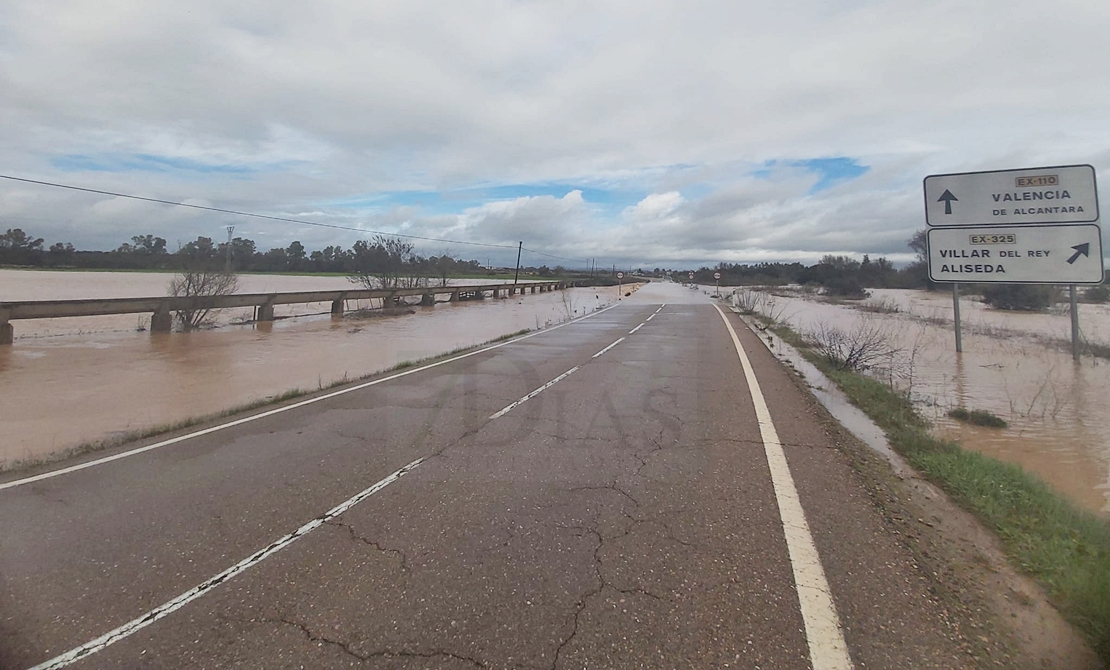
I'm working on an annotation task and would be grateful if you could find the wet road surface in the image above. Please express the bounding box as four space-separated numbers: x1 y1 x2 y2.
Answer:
1 283 977 669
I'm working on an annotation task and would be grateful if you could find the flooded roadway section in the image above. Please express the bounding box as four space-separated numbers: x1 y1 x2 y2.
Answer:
738 287 1110 515
0 270 630 467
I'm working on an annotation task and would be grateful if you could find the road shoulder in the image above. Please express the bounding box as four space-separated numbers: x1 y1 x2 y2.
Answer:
726 308 1101 669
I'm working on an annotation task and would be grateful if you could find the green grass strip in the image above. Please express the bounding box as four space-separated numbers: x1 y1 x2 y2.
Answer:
771 324 1110 664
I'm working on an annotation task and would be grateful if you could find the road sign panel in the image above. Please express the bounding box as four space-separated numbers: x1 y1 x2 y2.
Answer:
616 272 624 279
924 164 1098 227
927 223 1104 284
713 272 721 280
688 272 694 279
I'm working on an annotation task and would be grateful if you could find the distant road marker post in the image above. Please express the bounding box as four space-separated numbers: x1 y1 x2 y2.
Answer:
923 164 1102 360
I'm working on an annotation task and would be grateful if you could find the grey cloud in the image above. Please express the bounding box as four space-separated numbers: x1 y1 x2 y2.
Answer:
1 0 1108 267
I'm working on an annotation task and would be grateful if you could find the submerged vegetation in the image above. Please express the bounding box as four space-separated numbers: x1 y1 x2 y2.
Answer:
947 407 1008 428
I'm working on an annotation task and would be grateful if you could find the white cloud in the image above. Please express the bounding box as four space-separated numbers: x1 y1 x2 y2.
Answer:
1 0 1108 267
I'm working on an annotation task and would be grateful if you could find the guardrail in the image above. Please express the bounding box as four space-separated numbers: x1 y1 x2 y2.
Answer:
0 281 566 344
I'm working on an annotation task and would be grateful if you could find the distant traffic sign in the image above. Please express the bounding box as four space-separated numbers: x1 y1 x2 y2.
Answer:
616 272 624 279
927 223 1104 284
688 272 694 279
924 165 1098 227
713 272 721 280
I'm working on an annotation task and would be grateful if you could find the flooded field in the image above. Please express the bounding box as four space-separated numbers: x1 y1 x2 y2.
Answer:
736 286 1110 515
0 269 628 467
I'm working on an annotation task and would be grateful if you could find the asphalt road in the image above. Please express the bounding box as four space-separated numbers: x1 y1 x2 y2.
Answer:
1 283 978 669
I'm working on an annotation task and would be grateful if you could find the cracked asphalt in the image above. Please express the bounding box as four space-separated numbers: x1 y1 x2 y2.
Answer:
1 283 981 669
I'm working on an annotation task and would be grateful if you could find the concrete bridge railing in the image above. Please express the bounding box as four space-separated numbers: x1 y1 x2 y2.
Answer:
0 281 567 344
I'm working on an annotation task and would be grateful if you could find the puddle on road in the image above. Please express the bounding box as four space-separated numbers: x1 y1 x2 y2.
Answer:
733 287 1110 515
1 270 642 467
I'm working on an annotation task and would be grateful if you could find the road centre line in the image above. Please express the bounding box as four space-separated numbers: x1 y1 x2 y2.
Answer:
591 337 626 359
490 304 660 419
489 366 580 420
645 313 655 321
26 457 426 670
713 305 854 670
0 304 623 492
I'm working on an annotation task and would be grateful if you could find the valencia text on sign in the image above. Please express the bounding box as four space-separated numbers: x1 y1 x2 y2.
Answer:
924 164 1098 226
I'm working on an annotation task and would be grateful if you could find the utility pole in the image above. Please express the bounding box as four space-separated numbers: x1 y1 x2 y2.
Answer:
513 241 522 289
225 225 234 272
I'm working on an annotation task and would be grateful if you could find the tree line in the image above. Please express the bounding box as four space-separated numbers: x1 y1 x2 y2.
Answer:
0 228 500 277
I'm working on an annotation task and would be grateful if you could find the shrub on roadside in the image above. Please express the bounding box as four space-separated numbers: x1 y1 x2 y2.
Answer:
1082 285 1110 304
982 284 1053 311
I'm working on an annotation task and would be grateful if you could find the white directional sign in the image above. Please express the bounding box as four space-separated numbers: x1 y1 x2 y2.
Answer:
924 164 1098 227
927 224 1104 284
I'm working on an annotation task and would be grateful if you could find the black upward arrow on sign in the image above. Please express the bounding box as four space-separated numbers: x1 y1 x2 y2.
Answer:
937 189 958 215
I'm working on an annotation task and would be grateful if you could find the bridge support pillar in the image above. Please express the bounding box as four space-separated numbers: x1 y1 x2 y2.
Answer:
530 285 536 294
420 293 435 306
0 321 12 345
450 289 460 302
331 299 345 316
257 300 275 322
493 288 500 298
151 309 173 333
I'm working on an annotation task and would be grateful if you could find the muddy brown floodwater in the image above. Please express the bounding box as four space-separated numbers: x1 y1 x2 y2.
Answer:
734 286 1110 515
0 269 638 468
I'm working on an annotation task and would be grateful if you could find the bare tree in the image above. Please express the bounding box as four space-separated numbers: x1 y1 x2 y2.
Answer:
430 248 456 287
169 266 240 330
349 235 427 290
809 318 900 372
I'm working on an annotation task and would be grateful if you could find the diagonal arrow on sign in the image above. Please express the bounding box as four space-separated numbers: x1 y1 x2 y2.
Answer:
1066 243 1090 265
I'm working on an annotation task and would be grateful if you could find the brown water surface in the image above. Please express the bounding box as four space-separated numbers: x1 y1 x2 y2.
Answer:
0 270 631 466
735 287 1110 515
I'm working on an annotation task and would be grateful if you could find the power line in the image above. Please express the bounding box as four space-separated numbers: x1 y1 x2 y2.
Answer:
522 247 587 264
0 174 520 251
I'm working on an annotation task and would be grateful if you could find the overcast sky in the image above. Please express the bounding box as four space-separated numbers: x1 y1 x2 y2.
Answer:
2 0 1108 269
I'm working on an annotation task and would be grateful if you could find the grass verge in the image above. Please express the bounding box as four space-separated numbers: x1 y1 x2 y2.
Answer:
770 322 1110 664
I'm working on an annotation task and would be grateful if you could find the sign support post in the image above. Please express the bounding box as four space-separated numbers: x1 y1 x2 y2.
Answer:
952 283 962 353
1070 285 1080 362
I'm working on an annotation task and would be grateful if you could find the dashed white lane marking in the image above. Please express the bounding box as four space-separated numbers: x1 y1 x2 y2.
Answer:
591 337 626 358
490 303 660 419
489 366 580 420
713 305 854 670
26 457 426 670
0 304 624 492
645 313 655 321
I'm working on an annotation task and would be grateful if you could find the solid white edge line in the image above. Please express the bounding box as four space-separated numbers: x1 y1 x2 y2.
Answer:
488 366 580 420
26 457 426 670
629 323 644 334
712 304 854 670
1 303 624 492
591 336 625 359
